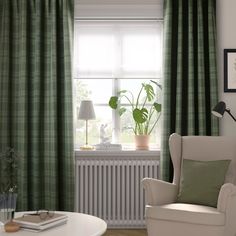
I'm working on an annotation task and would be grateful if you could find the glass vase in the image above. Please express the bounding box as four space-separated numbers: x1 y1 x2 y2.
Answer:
0 193 17 225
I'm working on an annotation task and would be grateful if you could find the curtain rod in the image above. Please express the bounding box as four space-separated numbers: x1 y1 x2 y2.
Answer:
75 17 163 22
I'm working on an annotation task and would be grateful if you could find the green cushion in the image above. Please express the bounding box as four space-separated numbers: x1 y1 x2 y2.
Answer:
177 159 231 208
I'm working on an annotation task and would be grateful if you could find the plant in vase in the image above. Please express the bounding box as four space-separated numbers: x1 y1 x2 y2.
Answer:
108 80 161 150
0 148 18 227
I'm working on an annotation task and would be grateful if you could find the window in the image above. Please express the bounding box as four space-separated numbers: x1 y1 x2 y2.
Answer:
74 20 163 149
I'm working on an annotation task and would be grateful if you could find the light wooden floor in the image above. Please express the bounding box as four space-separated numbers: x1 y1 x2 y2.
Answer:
103 229 148 236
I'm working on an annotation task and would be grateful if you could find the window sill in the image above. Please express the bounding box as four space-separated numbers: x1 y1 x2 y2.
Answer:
75 148 160 160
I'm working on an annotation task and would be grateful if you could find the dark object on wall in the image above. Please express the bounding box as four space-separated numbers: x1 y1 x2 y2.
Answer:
224 49 236 92
212 101 236 122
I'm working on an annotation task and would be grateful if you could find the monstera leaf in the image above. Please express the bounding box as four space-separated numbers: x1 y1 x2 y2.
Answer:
143 84 155 101
117 90 127 95
109 96 118 109
153 102 161 112
108 80 162 135
150 80 162 90
119 107 126 116
133 108 148 123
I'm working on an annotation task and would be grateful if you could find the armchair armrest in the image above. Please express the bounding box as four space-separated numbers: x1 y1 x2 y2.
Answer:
217 183 236 213
217 183 236 235
141 178 178 205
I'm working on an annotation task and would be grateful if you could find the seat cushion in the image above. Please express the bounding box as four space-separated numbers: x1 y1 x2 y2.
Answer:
146 203 225 226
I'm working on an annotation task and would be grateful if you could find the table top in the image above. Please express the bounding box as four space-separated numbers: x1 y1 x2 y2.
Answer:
0 211 107 236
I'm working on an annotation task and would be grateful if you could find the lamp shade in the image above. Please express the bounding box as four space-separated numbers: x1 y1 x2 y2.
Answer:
78 100 96 120
211 101 226 118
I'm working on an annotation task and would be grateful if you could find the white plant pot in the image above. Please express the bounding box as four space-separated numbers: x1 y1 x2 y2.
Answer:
134 135 150 150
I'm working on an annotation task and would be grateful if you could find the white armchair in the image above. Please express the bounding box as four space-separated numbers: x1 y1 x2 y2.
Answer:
142 133 236 236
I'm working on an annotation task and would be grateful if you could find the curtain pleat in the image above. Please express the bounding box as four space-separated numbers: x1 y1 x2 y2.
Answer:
161 0 219 182
0 0 74 211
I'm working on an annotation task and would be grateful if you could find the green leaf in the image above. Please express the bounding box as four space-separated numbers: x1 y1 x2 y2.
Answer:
153 102 161 112
133 108 148 124
119 107 126 116
118 90 127 95
144 84 155 101
109 96 118 109
150 80 162 90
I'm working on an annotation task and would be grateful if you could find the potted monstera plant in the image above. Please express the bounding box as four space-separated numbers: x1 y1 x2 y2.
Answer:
109 80 161 150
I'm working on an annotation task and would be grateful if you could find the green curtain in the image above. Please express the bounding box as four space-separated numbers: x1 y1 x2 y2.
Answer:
161 0 219 182
0 0 75 211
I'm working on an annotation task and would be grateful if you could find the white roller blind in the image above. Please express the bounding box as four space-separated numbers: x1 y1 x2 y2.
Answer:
74 21 163 79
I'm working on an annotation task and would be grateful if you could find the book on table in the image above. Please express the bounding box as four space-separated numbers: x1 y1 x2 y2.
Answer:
13 213 68 232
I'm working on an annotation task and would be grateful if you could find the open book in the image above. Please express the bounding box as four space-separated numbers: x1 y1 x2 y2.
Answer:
13 213 68 232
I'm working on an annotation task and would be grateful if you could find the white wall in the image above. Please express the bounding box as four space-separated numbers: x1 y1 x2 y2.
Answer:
217 0 236 135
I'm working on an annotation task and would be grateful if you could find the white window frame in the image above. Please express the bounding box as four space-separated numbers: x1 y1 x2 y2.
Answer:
74 19 163 147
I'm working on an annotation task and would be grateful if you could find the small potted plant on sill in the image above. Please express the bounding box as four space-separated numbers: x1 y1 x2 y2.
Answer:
0 148 19 229
108 80 161 150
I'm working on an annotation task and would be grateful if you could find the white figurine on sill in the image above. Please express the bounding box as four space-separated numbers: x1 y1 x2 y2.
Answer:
100 124 110 144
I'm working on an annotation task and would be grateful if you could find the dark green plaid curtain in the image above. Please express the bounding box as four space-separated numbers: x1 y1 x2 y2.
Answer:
161 0 219 181
0 0 75 211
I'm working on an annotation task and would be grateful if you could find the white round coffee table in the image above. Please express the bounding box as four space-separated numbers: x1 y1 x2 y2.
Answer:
0 211 107 236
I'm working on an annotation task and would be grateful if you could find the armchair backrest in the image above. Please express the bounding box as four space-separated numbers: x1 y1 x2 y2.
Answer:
169 133 236 186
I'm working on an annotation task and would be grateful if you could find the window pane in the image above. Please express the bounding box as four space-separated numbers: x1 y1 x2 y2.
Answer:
74 106 112 148
120 79 161 105
74 23 115 78
119 79 161 148
122 34 161 77
76 36 115 78
119 105 161 148
74 79 113 148
74 21 163 149
74 21 162 79
74 79 112 104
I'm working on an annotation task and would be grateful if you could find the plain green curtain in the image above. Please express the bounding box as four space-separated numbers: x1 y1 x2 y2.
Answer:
0 0 74 211
161 0 219 182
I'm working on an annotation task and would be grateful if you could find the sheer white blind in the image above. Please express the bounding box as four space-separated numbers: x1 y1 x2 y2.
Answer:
74 21 163 79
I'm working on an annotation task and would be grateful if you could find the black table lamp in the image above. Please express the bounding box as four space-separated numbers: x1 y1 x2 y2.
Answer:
212 101 236 122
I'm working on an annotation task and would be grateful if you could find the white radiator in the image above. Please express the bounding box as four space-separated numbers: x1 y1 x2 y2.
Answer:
75 153 159 228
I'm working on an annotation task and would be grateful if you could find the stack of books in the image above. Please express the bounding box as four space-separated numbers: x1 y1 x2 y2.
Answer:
95 143 122 151
13 213 68 232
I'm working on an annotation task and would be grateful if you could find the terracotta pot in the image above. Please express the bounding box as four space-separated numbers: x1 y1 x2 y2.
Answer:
135 135 150 150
